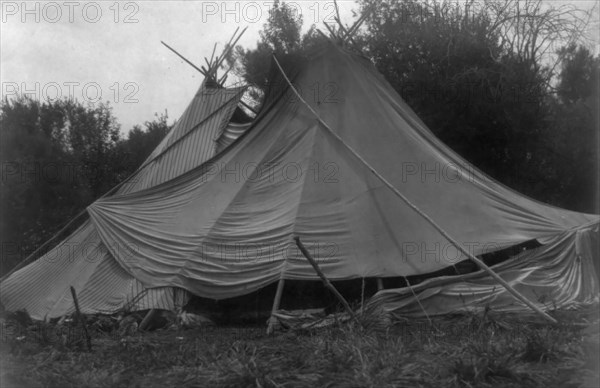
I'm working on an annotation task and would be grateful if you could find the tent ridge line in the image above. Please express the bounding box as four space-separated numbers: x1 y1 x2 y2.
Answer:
271 54 557 325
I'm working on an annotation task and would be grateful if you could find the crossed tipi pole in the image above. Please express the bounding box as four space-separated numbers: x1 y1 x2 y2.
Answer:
318 0 374 50
161 27 257 114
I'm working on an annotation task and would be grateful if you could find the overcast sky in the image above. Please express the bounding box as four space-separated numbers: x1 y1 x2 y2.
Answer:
1 1 597 135
1 1 358 133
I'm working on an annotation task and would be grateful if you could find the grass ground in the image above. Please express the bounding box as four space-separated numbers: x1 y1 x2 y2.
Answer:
1 308 598 388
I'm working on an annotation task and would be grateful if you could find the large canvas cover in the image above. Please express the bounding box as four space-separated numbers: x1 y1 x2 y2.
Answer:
79 42 597 301
2 41 597 319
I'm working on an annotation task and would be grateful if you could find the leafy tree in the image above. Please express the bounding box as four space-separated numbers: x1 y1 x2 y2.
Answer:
116 111 172 180
229 0 326 103
0 97 121 273
60 99 122 198
556 44 599 106
356 0 596 208
0 95 173 275
545 44 599 212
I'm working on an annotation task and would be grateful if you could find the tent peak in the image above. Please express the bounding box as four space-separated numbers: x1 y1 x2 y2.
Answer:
319 1 373 50
161 27 247 88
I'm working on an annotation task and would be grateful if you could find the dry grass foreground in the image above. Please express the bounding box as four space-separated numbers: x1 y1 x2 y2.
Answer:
0 308 598 388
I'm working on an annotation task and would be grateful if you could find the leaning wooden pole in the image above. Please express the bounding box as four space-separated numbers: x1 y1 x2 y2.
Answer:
274 56 557 324
239 100 258 115
266 276 286 335
161 41 207 76
294 237 360 326
139 309 158 332
70 286 92 351
214 27 247 71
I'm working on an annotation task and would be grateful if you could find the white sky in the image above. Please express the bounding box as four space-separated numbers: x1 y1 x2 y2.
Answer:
1 1 597 134
0 0 359 133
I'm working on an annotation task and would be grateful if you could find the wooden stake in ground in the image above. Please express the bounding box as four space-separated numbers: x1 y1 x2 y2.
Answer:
139 309 158 331
69 286 92 351
294 237 360 326
266 277 286 335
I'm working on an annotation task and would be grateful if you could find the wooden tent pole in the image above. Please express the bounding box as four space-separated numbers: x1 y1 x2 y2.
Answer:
274 56 557 325
316 29 329 40
217 66 233 86
214 27 239 66
376 279 384 291
342 6 373 42
333 0 341 22
214 27 247 72
204 57 213 71
70 286 92 351
294 237 360 326
266 276 286 335
334 17 350 39
239 100 258 115
208 43 218 67
322 22 339 41
161 41 207 76
139 309 158 331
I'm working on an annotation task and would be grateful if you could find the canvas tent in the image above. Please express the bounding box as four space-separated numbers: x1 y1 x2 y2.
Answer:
1 39 598 322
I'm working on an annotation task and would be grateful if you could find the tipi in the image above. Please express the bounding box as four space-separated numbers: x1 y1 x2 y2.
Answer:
0 33 255 320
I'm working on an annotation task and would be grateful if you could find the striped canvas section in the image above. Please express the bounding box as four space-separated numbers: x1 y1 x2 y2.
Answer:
0 84 248 319
139 86 247 167
0 222 107 319
119 86 245 194
216 122 253 154
2 233 190 319
74 251 189 315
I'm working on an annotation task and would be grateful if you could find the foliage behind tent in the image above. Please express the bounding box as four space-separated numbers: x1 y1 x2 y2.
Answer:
0 98 172 275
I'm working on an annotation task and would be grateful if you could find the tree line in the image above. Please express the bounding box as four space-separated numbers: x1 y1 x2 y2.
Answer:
1 0 598 274
0 98 171 274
